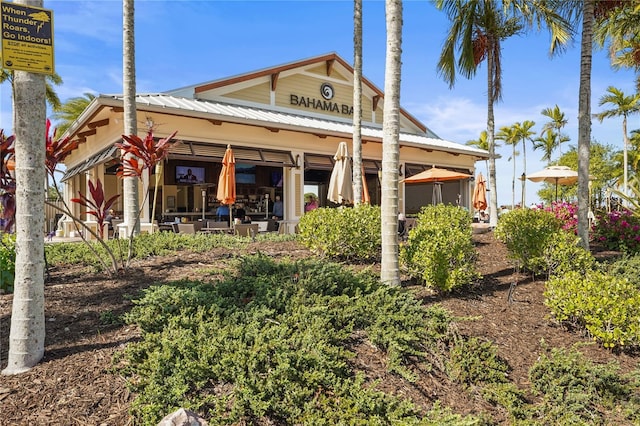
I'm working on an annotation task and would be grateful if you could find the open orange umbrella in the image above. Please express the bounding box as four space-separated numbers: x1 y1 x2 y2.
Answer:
403 166 472 205
402 165 472 184
472 172 487 211
216 145 236 226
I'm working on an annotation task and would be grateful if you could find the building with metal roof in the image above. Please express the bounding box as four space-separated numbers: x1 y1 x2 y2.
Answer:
59 53 488 236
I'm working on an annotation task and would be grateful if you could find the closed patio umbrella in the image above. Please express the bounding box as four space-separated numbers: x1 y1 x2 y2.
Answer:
361 164 370 204
472 172 487 211
216 145 236 227
327 141 353 204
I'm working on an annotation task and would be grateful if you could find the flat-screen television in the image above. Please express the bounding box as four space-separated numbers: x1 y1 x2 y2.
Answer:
271 171 283 187
236 163 256 184
176 166 205 184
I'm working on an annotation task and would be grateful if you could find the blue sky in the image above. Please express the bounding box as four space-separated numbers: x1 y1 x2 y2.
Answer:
1 0 638 206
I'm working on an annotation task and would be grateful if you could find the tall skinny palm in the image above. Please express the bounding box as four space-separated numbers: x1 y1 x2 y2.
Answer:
540 104 568 157
352 0 363 205
594 86 640 200
533 129 569 165
495 124 519 209
514 120 536 204
380 0 403 286
435 0 571 226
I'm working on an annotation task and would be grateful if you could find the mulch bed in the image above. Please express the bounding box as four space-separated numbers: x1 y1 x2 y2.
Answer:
0 234 636 425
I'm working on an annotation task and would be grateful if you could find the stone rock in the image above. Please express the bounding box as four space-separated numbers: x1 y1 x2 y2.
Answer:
157 408 208 426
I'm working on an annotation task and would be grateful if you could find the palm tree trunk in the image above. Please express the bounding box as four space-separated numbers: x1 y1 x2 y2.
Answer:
122 0 140 237
3 0 47 373
577 0 594 250
623 115 628 201
352 0 363 205
380 0 402 286
487 49 498 227
512 144 516 210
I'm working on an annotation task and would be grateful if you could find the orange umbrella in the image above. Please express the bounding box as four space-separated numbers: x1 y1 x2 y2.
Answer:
402 166 472 184
216 145 236 226
361 164 370 204
472 172 487 211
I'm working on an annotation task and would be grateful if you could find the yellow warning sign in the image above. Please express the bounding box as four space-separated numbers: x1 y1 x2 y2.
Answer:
1 1 54 75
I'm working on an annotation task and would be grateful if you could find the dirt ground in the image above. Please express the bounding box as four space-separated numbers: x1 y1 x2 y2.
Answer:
0 232 637 425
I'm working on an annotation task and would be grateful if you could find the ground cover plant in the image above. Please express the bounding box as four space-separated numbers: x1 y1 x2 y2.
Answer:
1 231 639 424
116 254 475 424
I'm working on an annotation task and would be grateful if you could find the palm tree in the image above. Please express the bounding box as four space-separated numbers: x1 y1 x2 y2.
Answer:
630 129 640 174
380 0 403 286
540 104 569 158
2 0 47 375
533 129 569 164
434 0 571 227
576 0 594 250
466 130 499 194
495 124 519 209
50 92 96 136
594 86 640 201
594 2 640 91
1 68 63 115
352 0 363 205
123 0 140 237
514 120 536 204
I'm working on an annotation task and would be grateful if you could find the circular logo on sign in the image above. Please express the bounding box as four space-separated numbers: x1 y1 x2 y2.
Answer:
320 83 334 100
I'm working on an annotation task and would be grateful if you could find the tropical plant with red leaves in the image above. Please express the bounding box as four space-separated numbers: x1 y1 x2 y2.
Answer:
71 179 120 239
45 118 80 177
0 130 16 232
116 129 178 178
115 129 179 244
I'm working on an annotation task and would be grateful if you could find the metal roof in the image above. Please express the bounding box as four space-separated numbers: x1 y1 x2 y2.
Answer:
61 145 118 182
99 94 488 160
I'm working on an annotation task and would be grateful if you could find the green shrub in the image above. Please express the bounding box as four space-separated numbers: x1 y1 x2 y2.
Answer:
297 204 381 261
494 208 562 275
545 270 640 349
529 345 638 425
0 232 15 293
542 231 596 278
401 204 478 292
607 254 640 288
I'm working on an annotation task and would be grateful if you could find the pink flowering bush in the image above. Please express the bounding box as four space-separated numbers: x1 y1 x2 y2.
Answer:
593 209 640 254
544 201 578 234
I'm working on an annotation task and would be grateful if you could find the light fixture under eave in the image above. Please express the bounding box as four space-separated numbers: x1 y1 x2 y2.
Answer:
292 154 301 169
145 116 154 130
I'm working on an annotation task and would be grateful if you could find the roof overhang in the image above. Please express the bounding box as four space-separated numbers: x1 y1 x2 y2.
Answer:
61 145 118 182
60 94 490 162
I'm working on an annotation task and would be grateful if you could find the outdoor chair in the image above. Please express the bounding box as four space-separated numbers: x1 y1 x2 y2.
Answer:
177 223 196 234
266 219 278 232
110 219 124 239
234 223 259 237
